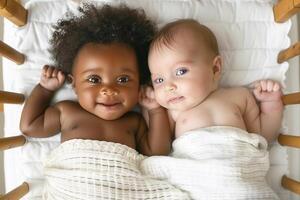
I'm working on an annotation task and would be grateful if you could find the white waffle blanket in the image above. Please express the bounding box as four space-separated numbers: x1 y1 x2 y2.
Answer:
141 126 279 200
43 139 190 200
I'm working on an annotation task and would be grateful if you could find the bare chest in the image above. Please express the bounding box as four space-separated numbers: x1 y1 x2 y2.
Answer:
61 111 137 149
175 99 246 137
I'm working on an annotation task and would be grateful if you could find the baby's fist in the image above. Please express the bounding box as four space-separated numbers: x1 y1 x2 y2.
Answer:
253 79 282 102
139 85 160 111
40 65 65 91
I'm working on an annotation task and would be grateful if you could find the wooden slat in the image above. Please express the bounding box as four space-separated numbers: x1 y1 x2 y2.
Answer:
282 92 300 105
0 0 27 26
0 182 29 200
273 0 300 23
282 175 300 195
278 42 300 64
278 134 300 148
0 103 3 112
0 90 25 104
0 40 25 64
0 135 26 151
0 0 6 9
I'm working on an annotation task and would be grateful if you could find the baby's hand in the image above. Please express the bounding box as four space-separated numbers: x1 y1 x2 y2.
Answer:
40 65 65 91
253 79 282 103
139 85 160 111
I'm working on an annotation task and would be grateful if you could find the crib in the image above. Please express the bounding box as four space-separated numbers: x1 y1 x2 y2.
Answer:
0 0 300 199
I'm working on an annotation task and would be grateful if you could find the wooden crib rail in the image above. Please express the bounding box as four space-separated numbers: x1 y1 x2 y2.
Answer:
278 134 300 148
0 135 26 150
0 182 29 200
278 42 300 64
0 0 27 26
273 0 300 23
0 90 25 104
282 92 300 105
282 175 300 195
0 40 25 65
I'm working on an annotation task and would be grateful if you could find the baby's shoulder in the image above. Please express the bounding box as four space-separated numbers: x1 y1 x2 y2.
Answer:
216 87 253 106
219 87 252 98
54 100 81 112
223 86 250 94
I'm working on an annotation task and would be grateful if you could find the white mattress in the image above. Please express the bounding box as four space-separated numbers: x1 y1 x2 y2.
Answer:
3 0 290 199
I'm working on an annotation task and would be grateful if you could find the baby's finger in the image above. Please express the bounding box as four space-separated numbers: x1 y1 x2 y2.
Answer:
139 87 144 100
273 82 280 92
267 80 274 92
254 81 261 89
260 80 267 91
57 71 65 83
148 88 155 99
42 65 49 75
255 85 262 93
145 87 153 98
46 66 55 78
52 68 59 78
253 88 261 99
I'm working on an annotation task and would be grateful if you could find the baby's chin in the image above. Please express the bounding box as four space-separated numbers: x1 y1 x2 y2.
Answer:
163 102 200 113
97 112 125 121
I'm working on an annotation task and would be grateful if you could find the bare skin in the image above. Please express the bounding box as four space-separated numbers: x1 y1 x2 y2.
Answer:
146 20 283 142
20 43 172 156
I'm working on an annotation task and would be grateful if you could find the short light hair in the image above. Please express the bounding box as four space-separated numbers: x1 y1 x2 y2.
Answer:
150 19 219 57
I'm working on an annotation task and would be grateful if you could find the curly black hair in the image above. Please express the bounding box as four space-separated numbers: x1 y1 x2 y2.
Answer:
50 4 156 84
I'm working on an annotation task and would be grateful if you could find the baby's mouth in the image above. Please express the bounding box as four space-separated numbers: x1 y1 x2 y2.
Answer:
98 101 122 110
167 96 184 104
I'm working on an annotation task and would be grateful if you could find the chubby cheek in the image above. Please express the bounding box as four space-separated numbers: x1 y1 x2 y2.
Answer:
77 92 95 110
122 87 139 107
154 88 168 108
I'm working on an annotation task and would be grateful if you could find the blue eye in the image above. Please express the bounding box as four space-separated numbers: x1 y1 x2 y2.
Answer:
153 77 164 84
117 76 129 84
176 68 188 76
88 75 101 84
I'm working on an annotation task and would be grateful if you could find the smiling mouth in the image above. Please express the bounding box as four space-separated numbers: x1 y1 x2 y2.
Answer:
167 96 184 104
98 102 122 109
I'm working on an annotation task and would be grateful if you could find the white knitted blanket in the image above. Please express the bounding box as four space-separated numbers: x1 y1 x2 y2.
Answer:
141 126 279 200
43 139 190 200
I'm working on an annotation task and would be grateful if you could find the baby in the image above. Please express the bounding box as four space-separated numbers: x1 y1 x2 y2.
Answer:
145 19 283 142
18 5 193 199
139 19 282 199
19 4 172 156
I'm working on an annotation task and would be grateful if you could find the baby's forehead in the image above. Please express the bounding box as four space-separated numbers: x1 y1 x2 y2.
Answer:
152 22 209 51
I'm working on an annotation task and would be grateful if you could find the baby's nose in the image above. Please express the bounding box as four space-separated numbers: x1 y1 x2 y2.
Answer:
165 83 177 92
100 87 119 96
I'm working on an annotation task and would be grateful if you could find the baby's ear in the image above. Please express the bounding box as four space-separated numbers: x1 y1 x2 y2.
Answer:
212 55 222 74
212 55 222 81
66 74 75 87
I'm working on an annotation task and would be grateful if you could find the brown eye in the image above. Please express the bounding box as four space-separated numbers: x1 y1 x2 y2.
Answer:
87 75 101 84
117 76 129 84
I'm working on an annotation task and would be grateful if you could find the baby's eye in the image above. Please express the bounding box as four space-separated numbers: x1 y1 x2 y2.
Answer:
153 77 164 84
176 68 188 76
117 76 129 84
87 75 101 84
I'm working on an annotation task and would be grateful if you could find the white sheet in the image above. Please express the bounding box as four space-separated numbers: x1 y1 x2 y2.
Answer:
3 0 290 199
141 126 279 200
43 139 189 199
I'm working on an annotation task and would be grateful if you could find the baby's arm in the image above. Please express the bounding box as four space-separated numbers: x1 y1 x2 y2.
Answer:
244 80 283 142
20 65 65 137
252 80 283 142
137 86 172 156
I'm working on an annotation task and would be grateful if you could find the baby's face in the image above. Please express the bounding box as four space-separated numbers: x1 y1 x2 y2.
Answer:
71 42 140 120
148 39 220 112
